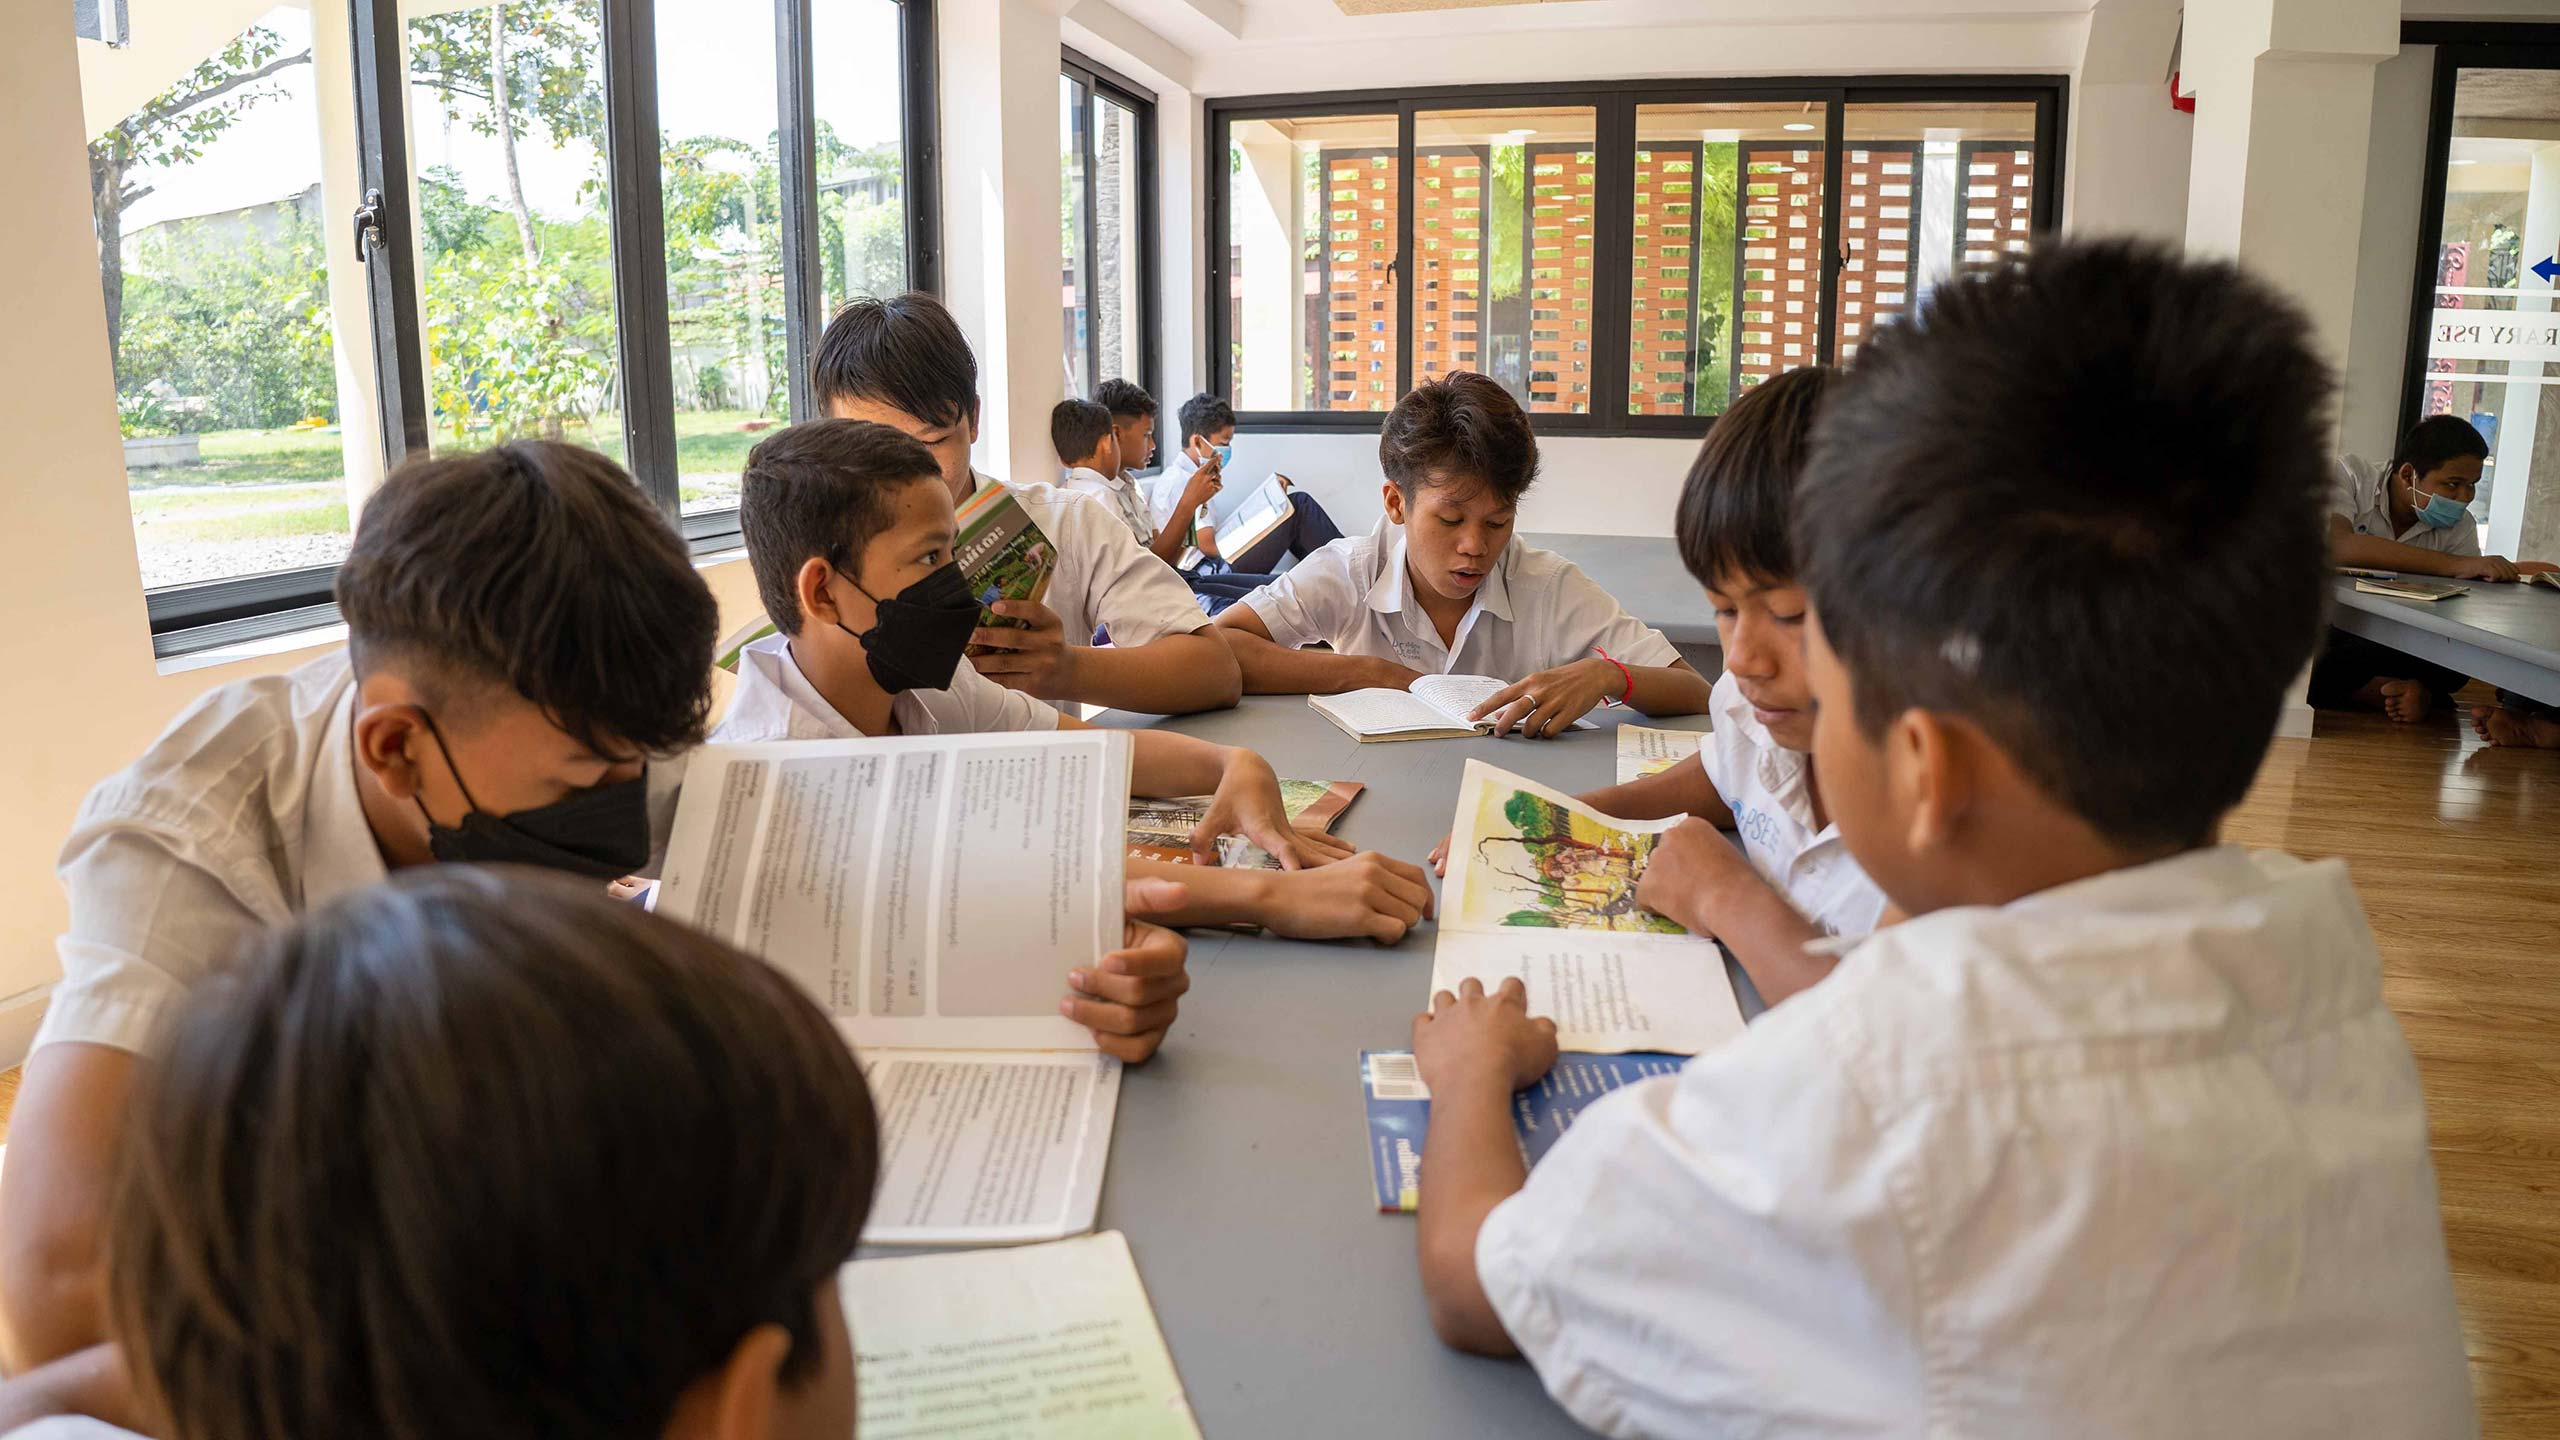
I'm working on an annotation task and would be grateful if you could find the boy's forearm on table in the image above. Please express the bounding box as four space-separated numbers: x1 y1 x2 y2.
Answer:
1699 871 1837 1006
1127 858 1269 928
1623 661 1716 718
1070 633 1242 713
1221 628 1396 695
2333 532 2462 577
1129 730 1236 797
1416 1073 1528 1357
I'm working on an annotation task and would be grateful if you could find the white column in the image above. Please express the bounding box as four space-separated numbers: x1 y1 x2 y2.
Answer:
2182 0 2396 741
307 0 388 519
1233 124 1302 411
2486 144 2560 558
939 0 1074 487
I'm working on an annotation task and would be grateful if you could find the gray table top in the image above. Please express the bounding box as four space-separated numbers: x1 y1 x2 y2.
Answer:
1522 532 1716 647
2330 574 2560 706
1085 696 1736 1438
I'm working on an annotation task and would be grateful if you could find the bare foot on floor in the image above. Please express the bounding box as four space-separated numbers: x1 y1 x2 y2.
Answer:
2378 679 2437 723
2469 705 2560 748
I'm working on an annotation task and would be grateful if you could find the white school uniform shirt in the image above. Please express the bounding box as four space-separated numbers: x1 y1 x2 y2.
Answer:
1236 522 1679 677
1475 844 2474 1440
0 1421 147 1440
968 469 1204 651
37 650 686 1059
1700 670 1887 941
1147 449 1203 531
2331 452 2480 556
713 631 1059 743
1059 463 1159 546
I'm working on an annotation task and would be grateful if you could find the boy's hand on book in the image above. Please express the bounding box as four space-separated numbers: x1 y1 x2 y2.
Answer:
1364 656 1426 692
970 600 1079 697
1192 750 1319 869
1428 832 1450 877
1063 878 1194 1063
2452 554 2521 583
1412 977 1558 1094
2519 560 2558 575
1263 851 1436 944
1471 658 1620 738
1634 817 1755 933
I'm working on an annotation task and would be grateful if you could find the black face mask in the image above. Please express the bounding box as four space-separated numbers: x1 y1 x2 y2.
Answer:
411 709 653 879
839 561 981 694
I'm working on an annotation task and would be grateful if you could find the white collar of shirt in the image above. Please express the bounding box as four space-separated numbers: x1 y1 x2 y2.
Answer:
1365 529 1515 660
727 633 865 741
299 680 388 907
1710 673 1820 831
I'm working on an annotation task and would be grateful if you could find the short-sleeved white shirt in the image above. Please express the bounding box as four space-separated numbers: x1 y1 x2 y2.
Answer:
0 1420 148 1440
1700 671 1887 941
1475 845 2474 1440
968 470 1204 649
2330 452 2480 557
1235 523 1679 678
1059 464 1159 547
38 652 686 1059
712 631 1059 743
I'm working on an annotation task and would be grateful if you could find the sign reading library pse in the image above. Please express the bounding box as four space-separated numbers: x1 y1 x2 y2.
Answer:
2431 307 2560 367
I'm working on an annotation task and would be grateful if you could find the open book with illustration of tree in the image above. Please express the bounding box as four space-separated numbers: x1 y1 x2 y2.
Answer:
1432 760 1746 1054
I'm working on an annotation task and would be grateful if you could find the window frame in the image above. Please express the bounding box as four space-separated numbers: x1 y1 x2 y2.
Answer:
1060 47 1160 409
1204 73 2066 438
141 0 942 658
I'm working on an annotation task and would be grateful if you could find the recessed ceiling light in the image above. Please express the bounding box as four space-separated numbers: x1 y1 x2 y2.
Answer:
1783 122 1816 132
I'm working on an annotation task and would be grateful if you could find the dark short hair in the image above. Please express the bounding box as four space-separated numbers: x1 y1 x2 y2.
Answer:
1051 398 1116 467
107 866 877 1440
334 442 716 757
810 291 978 429
1094 378 1156 423
1379 371 1540 506
1798 238 2333 850
2390 413 2489 479
742 419 946 636
1675 366 1834 589
1178 393 1235 445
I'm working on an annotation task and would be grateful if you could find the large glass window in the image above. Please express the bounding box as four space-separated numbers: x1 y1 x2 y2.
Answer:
86 5 374 593
1227 111 1402 412
1211 80 2060 432
77 0 937 651
1060 52 1154 401
2409 60 2560 555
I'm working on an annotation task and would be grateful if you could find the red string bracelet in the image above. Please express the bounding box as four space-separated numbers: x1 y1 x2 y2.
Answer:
1593 646 1634 705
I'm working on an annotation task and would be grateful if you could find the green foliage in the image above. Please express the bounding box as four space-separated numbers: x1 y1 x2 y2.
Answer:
1692 144 1741 413
1504 791 1567 836
417 166 495 257
97 25 307 182
406 0 607 154
117 214 338 432
117 391 176 440
1486 143 1528 305
424 249 611 442
1503 910 1563 929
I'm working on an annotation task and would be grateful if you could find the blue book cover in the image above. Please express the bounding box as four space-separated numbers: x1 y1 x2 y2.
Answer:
1361 1049 1686 1213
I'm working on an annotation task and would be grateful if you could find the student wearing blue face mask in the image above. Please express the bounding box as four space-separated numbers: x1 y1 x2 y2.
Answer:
2313 414 2556 721
1146 391 1345 574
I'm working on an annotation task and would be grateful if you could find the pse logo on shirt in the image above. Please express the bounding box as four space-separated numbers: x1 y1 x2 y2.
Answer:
1393 639 1431 663
1732 801 1784 858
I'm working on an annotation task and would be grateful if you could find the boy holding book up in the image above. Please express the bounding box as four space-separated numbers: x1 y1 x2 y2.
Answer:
1215 372 1713 735
813 295 1239 714
1407 241 2472 1435
1053 397 1269 616
0 868 877 1440
721 419 1436 947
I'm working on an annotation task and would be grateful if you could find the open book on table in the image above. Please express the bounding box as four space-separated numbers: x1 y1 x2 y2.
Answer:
2354 575 2469 602
1430 759 1746 1054
656 729 1133 1246
1310 673 1598 742
1616 723 1705 784
1125 778 1362 869
1360 1049 1683 1213
956 481 1058 650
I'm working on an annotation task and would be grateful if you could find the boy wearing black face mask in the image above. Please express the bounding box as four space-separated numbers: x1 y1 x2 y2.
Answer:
721 420 1437 954
0 443 718 1374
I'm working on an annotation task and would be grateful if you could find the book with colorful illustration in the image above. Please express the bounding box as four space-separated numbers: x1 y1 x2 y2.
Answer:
1125 779 1363 869
1615 724 1706 784
1360 1049 1685 1212
955 483 1058 647
1430 759 1746 1055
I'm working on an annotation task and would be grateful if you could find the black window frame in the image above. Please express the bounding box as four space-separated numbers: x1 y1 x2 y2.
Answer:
1204 73 2065 438
1060 47 1161 410
2395 23 2560 444
140 0 942 659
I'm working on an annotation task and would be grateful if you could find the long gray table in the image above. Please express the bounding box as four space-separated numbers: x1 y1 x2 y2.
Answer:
1086 696 1739 1438
1523 532 1719 671
2331 574 2560 707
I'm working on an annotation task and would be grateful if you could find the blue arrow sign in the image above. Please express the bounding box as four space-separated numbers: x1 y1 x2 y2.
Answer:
2534 255 2560 284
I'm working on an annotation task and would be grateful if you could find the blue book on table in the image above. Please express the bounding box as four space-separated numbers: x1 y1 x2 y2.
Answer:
1360 1049 1686 1213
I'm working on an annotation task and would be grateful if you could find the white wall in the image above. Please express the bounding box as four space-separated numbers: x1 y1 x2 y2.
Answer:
2344 42 2440 463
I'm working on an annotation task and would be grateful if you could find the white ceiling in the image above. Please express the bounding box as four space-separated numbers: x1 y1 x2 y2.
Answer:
1101 0 2101 59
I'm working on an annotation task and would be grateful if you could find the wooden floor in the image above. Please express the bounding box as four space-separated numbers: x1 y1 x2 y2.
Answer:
0 698 2548 1428
2222 692 2560 1437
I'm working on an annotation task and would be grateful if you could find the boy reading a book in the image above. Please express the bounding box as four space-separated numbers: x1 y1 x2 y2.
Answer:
0 867 878 1440
0 443 727 1370
2315 414 2556 723
1141 389 1348 575
1215 372 1714 736
1407 241 2472 1435
1575 366 1890 1003
722 419 1436 946
812 295 1239 714
1054 396 1271 616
